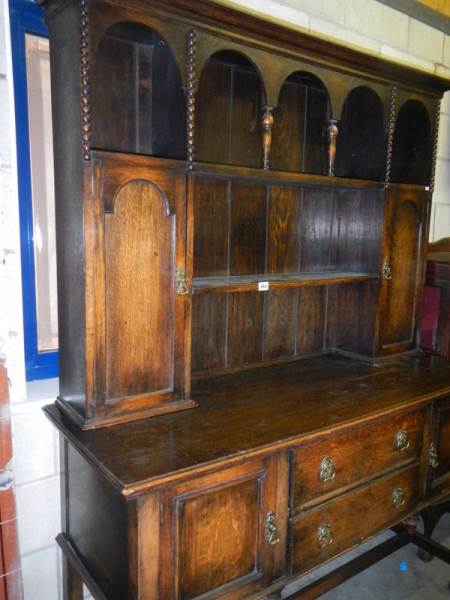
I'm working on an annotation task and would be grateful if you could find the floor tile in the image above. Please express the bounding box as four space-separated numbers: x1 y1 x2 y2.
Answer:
22 547 58 600
11 407 59 485
15 476 60 555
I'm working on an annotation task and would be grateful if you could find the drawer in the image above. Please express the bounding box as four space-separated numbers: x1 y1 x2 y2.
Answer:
291 410 424 510
291 463 420 574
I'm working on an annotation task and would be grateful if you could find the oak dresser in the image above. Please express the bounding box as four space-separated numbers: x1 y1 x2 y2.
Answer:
38 0 450 598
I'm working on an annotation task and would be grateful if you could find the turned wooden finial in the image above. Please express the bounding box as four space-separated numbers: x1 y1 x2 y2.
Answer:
327 119 339 177
262 106 274 170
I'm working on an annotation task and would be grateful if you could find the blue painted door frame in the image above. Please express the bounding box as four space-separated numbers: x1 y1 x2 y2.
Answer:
9 0 58 380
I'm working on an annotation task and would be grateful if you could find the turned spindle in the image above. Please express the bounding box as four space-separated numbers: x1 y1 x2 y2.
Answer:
327 119 339 176
262 106 274 170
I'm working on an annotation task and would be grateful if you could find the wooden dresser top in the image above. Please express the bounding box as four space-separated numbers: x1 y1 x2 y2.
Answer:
44 353 450 497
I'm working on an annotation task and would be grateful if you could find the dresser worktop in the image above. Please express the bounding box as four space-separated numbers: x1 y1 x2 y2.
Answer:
44 353 450 497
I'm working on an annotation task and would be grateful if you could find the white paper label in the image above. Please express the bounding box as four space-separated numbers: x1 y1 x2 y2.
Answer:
258 281 269 291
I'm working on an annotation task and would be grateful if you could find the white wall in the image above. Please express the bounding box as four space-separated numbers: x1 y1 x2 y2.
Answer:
0 0 25 399
432 93 450 241
216 0 450 76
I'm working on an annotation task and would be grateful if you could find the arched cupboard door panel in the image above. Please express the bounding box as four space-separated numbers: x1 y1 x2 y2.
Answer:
81 152 194 428
104 180 174 400
380 188 428 352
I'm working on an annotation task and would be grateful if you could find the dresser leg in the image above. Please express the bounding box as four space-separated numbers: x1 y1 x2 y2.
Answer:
418 506 441 562
62 554 83 600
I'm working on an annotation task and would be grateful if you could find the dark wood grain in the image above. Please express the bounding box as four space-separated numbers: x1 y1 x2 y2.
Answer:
267 185 301 273
292 409 425 510
196 53 263 168
328 282 378 355
271 77 306 172
271 73 330 174
44 354 450 495
105 180 173 399
40 1 450 598
191 294 227 373
263 289 297 359
297 287 327 355
179 478 259 596
61 552 84 600
196 58 231 165
334 188 384 273
192 272 378 294
335 86 386 181
227 292 264 367
300 188 335 272
91 23 186 158
230 181 266 275
431 398 450 495
382 188 427 351
158 457 288 599
391 100 433 186
424 242 450 360
66 445 128 599
291 464 420 574
193 177 230 277
231 64 263 168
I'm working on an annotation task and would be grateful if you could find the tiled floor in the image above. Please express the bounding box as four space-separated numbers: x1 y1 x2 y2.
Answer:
9 378 450 599
11 379 60 600
285 515 450 599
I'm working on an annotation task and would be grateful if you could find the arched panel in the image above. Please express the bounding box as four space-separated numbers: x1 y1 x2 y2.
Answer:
383 198 422 347
195 41 268 103
104 180 175 400
391 100 432 185
271 72 331 174
195 50 265 167
91 22 186 159
335 86 386 181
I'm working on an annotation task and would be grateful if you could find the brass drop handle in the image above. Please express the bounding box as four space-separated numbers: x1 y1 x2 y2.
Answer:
265 512 280 546
383 260 392 280
391 487 405 510
317 522 334 549
319 456 336 483
429 442 439 469
394 429 409 452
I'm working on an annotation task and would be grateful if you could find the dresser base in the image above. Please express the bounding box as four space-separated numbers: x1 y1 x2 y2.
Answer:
58 510 450 600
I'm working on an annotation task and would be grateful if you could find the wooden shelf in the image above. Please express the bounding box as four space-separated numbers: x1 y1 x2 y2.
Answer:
192 161 386 189
192 271 379 294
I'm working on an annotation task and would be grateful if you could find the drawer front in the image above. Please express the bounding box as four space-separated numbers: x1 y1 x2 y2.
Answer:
292 410 424 510
291 464 420 574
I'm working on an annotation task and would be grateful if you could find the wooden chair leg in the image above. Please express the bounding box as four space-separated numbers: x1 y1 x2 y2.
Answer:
62 553 83 600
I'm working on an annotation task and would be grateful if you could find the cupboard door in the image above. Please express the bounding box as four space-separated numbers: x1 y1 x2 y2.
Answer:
380 187 429 353
430 398 450 495
158 455 288 600
84 152 193 426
